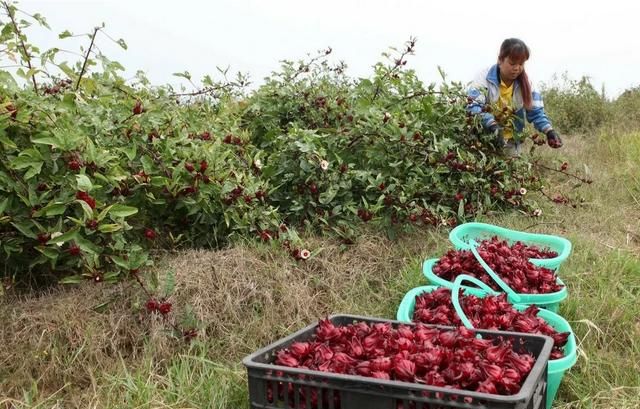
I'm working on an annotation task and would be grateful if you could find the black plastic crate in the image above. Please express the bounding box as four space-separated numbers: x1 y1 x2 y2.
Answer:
243 314 553 409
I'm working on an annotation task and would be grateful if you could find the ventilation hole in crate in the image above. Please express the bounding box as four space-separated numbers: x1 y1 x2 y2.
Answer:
395 398 416 409
266 380 274 403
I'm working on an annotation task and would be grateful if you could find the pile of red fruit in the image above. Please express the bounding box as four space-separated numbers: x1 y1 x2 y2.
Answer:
272 318 537 407
413 288 569 360
488 237 559 260
433 237 563 294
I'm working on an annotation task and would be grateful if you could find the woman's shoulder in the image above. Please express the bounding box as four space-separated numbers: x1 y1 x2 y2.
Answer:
471 65 494 87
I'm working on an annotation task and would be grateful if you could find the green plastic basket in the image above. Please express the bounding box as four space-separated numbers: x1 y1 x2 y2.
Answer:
423 256 568 313
449 222 572 271
397 276 577 409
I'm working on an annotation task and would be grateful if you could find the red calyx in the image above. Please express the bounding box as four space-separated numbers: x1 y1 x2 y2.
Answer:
144 228 156 240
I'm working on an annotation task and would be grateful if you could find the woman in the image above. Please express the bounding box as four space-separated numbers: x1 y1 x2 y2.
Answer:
467 38 562 156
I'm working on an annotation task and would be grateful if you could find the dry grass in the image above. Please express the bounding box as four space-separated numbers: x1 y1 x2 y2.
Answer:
0 230 446 406
0 282 178 404
164 232 443 359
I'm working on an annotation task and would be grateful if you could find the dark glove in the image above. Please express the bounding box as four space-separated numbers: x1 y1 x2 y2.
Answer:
546 129 563 148
488 124 505 148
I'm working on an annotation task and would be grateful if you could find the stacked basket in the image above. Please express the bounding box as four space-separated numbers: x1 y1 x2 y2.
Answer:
398 222 577 409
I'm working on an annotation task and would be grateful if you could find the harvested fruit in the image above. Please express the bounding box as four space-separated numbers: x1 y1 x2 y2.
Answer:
413 288 569 360
433 237 563 294
273 319 536 397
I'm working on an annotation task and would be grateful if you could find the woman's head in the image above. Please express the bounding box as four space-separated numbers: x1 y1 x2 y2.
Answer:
498 38 532 108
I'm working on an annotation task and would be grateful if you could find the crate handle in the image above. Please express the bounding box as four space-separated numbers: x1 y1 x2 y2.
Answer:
467 239 522 304
451 274 499 329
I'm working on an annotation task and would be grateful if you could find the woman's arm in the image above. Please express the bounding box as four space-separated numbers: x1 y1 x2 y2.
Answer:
467 86 498 131
525 90 553 133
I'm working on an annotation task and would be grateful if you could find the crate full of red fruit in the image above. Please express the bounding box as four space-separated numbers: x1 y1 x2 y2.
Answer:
424 234 568 312
449 222 572 271
243 314 554 409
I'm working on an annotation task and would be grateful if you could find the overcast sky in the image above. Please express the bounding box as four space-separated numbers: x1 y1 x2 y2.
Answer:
21 0 640 98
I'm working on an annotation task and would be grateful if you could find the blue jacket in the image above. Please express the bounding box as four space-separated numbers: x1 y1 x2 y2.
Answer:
467 64 553 134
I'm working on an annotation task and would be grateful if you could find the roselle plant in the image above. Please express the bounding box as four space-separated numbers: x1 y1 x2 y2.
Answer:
245 46 545 240
0 3 285 285
0 3 553 287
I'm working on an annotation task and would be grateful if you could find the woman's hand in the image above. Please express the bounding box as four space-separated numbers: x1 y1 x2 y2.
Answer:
546 130 563 148
489 124 505 148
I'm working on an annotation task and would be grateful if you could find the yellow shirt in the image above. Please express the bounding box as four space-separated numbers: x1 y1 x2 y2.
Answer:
498 80 514 140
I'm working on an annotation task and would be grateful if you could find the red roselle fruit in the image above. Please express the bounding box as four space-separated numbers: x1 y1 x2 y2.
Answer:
133 100 144 115
272 318 537 402
433 236 562 294
412 288 569 360
144 228 156 240
75 191 96 209
67 159 82 171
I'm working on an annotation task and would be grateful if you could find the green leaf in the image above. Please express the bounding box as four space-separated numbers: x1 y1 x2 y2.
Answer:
31 134 62 148
60 275 84 284
77 200 94 219
319 186 338 205
128 251 148 269
173 71 192 80
122 145 137 161
47 228 78 244
11 156 43 171
36 246 59 259
76 174 93 191
0 197 9 214
0 71 19 91
11 221 37 239
41 203 67 217
98 223 122 233
75 235 101 255
163 270 176 297
97 205 113 221
108 204 138 218
116 38 127 50
110 255 130 269
0 134 17 149
24 163 43 179
103 271 121 283
57 61 76 78
140 155 154 173
58 30 73 39
92 299 113 312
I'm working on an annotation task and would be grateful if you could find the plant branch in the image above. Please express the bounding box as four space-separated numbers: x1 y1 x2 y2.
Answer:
523 221 565 230
533 160 593 184
169 83 234 98
372 37 416 101
347 131 379 148
3 1 38 93
75 27 100 91
290 47 332 81
385 89 465 110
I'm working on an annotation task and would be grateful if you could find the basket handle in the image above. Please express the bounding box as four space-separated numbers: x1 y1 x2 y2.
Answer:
451 274 499 329
467 239 522 304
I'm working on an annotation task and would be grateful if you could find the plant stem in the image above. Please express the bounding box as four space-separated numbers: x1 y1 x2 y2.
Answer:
75 27 100 91
533 160 593 184
3 1 38 93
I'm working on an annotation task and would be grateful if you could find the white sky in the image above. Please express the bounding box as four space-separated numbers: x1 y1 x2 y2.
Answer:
20 0 640 98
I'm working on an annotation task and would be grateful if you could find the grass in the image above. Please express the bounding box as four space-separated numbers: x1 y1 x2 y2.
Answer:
1 128 639 409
